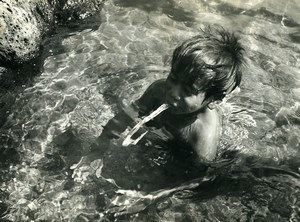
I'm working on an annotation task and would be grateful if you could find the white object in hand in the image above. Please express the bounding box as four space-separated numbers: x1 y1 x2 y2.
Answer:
122 104 169 146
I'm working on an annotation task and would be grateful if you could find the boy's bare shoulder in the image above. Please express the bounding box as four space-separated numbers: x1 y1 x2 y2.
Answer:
148 79 166 102
134 79 166 115
142 79 166 101
148 79 166 94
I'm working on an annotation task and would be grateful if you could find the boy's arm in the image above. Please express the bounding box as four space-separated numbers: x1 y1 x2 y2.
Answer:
189 120 219 162
96 80 165 140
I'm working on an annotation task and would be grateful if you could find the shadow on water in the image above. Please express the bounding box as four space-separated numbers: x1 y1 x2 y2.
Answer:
41 13 103 59
113 0 195 23
96 152 300 221
0 57 44 127
48 103 300 220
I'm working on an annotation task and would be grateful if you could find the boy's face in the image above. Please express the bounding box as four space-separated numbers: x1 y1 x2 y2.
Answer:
165 73 210 114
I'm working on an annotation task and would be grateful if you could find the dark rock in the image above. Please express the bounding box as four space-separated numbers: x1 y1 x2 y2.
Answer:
0 1 44 65
0 0 105 127
0 0 105 67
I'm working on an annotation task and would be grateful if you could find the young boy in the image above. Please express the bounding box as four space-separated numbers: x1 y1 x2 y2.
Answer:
131 27 245 162
72 27 245 185
92 27 245 163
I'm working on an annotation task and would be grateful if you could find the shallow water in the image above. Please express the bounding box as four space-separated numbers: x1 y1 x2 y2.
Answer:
1 0 300 221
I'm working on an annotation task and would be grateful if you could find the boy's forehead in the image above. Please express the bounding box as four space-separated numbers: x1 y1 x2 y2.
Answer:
169 71 203 91
171 69 201 83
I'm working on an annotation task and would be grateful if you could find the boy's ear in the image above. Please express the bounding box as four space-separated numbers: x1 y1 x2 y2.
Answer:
207 100 221 110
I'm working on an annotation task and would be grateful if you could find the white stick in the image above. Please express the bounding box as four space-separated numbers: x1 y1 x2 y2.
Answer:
122 104 169 146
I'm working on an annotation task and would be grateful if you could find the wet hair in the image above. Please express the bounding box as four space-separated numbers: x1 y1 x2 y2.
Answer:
170 26 245 101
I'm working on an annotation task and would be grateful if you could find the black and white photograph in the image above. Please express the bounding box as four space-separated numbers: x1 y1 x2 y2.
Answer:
0 0 300 221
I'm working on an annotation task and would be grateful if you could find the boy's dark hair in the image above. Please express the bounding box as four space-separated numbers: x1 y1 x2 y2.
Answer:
171 26 245 101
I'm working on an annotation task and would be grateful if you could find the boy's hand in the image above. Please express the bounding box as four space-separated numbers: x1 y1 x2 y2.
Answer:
102 106 139 139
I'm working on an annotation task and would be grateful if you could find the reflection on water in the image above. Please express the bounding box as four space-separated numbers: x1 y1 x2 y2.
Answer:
1 0 300 221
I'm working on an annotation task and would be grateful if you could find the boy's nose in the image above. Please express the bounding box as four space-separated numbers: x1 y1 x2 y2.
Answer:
171 92 181 101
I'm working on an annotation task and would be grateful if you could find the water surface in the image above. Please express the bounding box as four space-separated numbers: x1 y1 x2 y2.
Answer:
1 0 300 221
